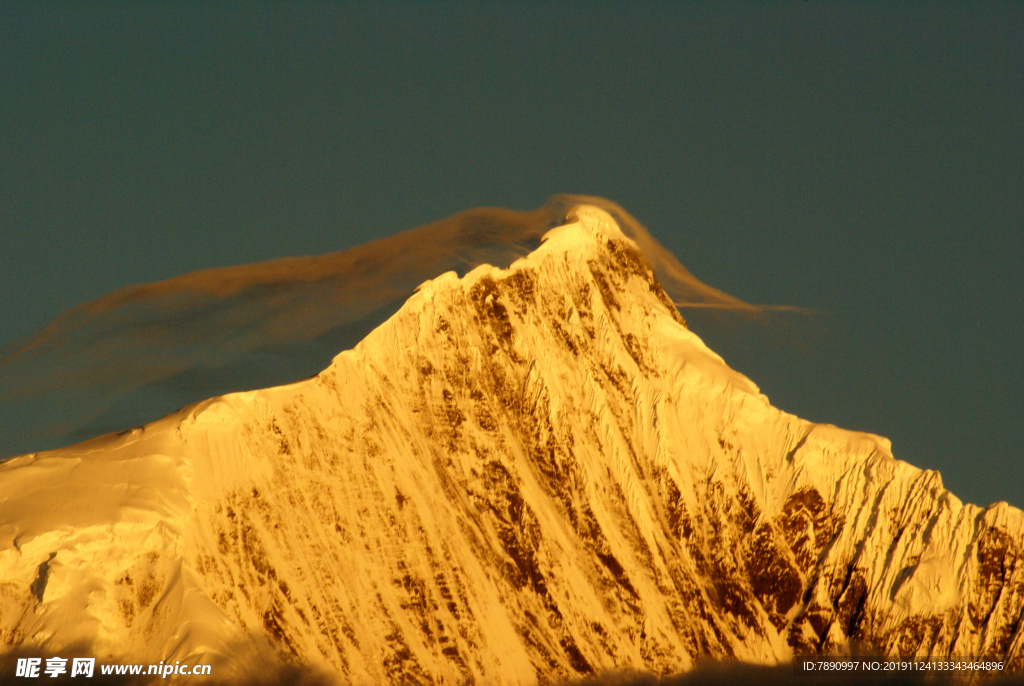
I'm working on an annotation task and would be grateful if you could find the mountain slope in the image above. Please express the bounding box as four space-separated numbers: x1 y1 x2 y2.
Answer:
0 205 1021 683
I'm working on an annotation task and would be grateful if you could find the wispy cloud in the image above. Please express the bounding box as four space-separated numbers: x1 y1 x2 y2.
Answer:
0 195 790 459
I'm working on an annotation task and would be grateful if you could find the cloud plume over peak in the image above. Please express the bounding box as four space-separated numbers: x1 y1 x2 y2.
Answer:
0 195 762 459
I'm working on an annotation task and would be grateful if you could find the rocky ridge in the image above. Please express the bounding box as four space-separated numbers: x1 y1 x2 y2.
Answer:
0 205 1021 683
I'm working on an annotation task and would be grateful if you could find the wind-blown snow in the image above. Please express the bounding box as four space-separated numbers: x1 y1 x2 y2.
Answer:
0 195 756 462
0 205 1021 684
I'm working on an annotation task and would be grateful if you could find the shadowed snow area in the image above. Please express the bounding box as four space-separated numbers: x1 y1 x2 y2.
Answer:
0 195 755 460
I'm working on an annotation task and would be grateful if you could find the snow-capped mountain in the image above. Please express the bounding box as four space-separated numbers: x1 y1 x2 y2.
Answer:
0 205 1021 683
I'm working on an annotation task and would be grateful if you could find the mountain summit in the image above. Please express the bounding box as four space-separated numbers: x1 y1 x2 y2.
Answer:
1 206 1021 683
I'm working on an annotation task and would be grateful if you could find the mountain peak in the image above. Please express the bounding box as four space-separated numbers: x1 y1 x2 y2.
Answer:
1 209 1022 684
547 203 630 243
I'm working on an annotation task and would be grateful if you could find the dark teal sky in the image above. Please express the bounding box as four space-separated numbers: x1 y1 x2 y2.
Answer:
1 3 1021 508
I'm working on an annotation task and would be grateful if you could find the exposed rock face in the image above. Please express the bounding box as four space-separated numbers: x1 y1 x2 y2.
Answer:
0 206 1021 684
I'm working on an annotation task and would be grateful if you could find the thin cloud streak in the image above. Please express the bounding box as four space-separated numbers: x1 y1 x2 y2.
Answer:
676 303 824 315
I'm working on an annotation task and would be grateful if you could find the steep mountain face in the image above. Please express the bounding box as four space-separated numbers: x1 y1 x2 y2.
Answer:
0 205 1021 684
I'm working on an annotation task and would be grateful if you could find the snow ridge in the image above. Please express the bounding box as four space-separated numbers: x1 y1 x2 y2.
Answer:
0 205 1021 684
